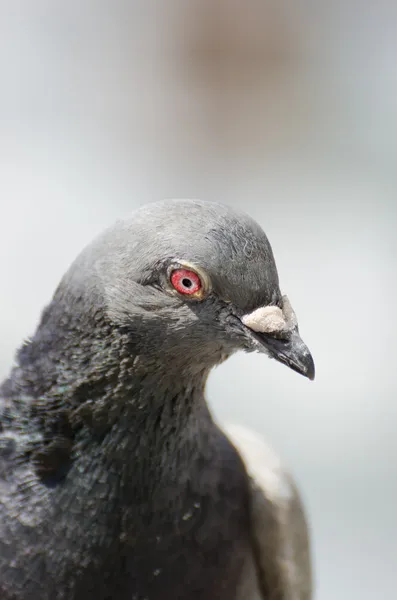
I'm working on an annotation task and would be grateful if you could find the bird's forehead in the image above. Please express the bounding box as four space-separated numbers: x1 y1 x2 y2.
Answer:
194 223 280 309
119 200 282 310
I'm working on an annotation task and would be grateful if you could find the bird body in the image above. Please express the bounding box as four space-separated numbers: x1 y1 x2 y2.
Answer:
0 200 314 599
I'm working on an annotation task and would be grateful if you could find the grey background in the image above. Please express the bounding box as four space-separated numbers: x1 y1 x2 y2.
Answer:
0 2 396 598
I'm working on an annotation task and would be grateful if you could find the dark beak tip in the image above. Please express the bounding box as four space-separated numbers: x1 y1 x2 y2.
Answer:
289 353 315 381
306 360 316 381
248 327 315 381
302 352 315 381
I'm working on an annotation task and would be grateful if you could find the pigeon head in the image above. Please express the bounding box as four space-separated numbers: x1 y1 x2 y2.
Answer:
54 199 314 380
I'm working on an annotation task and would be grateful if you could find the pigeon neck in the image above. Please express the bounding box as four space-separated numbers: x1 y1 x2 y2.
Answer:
9 296 221 399
3 300 217 487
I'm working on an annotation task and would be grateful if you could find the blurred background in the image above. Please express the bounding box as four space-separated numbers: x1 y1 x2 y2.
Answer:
0 2 396 597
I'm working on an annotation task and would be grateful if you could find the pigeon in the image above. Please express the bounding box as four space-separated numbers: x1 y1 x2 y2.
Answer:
0 199 315 600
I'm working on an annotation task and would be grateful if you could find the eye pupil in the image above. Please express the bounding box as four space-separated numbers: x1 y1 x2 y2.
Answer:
182 278 192 288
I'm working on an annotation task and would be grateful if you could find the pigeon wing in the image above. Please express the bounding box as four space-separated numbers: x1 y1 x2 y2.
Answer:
224 424 313 600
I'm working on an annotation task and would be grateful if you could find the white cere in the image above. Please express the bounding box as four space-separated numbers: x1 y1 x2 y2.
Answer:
241 295 297 334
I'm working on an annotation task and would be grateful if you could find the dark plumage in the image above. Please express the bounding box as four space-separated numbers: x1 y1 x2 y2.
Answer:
0 199 314 599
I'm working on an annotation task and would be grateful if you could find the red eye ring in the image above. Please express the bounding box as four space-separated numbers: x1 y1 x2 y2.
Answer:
170 268 202 296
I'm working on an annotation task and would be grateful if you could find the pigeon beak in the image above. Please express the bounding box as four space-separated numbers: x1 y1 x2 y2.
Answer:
240 297 315 380
252 328 315 380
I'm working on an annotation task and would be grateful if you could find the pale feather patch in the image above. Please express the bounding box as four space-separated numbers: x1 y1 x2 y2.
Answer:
223 424 313 600
223 424 293 503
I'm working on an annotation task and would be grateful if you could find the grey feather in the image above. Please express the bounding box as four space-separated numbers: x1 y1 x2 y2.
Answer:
225 424 312 600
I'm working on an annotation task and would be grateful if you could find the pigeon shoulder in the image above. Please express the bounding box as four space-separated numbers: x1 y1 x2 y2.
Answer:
223 424 313 600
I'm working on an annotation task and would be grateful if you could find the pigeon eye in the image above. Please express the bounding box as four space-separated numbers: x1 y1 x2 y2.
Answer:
170 268 202 296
